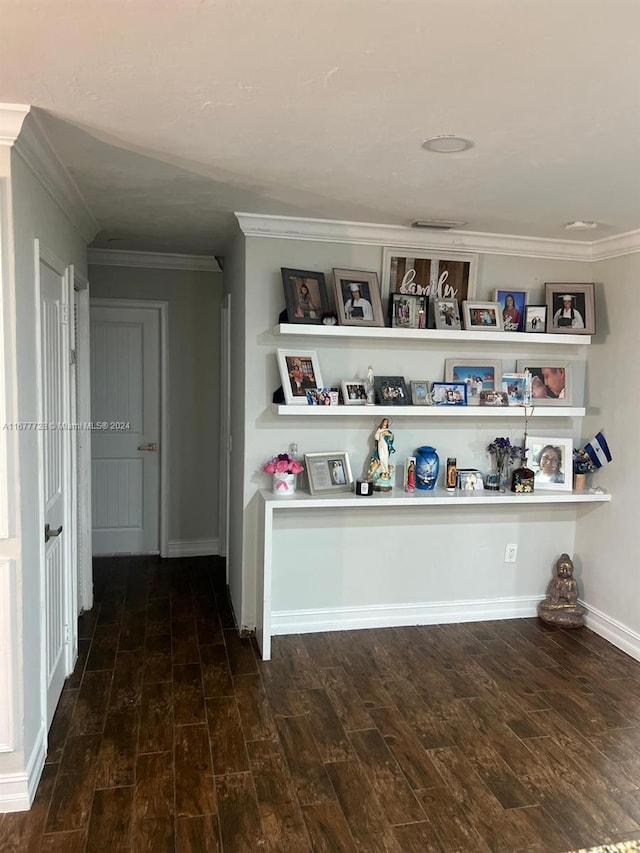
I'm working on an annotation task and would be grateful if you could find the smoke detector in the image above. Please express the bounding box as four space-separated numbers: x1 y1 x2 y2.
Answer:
565 220 598 231
422 135 474 153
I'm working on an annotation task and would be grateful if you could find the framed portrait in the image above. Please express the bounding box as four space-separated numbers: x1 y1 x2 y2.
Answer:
479 390 508 407
305 388 339 406
341 380 368 405
281 268 330 325
501 372 527 406
410 380 431 406
382 249 478 306
332 268 385 327
432 298 462 330
390 293 428 329
304 451 353 495
457 469 484 491
373 375 410 405
516 361 572 406
524 305 548 333
545 283 595 335
493 289 527 332
432 381 468 406
276 349 324 405
444 359 502 406
462 301 504 332
525 436 573 492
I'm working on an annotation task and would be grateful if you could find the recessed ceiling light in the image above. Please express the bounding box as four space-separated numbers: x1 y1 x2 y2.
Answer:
422 135 474 153
565 220 598 231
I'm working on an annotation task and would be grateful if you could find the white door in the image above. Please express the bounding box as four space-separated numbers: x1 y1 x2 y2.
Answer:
38 252 71 728
90 303 161 554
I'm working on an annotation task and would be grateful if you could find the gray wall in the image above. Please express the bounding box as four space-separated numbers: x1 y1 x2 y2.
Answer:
89 264 223 549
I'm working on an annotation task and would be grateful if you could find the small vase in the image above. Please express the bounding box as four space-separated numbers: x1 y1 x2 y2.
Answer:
573 472 587 491
272 472 296 496
415 446 439 490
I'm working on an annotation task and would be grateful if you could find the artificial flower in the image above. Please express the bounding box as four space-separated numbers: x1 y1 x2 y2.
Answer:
262 453 304 475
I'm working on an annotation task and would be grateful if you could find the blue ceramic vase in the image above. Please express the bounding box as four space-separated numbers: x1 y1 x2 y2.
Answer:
415 446 439 490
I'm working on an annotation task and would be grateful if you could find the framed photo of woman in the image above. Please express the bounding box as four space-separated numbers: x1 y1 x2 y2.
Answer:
493 289 527 332
545 283 595 335
525 436 573 492
332 269 385 327
281 268 329 325
276 349 324 405
304 452 353 495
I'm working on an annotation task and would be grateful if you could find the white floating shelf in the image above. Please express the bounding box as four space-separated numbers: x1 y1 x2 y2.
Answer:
273 404 586 418
273 323 591 346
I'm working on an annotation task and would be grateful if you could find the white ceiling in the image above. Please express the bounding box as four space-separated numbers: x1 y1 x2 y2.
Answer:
1 0 639 255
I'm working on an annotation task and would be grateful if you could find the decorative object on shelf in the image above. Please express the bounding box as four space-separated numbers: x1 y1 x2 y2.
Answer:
479 391 508 406
510 408 535 493
462 301 504 332
524 305 548 333
432 381 467 406
332 268 385 327
431 297 462 330
493 289 527 332
525 435 573 492
415 445 439 490
515 361 572 406
487 436 522 492
390 293 428 329
373 375 410 405
444 359 502 406
280 268 330 325
276 348 324 405
263 452 304 497
321 310 338 325
355 479 372 496
538 553 586 628
366 418 396 491
341 379 368 405
305 387 339 405
573 431 613 489
583 430 613 470
457 469 484 491
304 451 353 495
410 380 432 406
446 457 457 490
365 365 375 405
501 372 527 406
382 249 478 307
545 283 595 335
404 457 416 492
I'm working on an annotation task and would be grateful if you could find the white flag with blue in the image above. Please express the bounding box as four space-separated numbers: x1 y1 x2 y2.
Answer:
584 431 612 469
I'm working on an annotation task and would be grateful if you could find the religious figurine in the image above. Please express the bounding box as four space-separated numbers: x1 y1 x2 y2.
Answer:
365 365 375 405
366 418 395 491
538 553 586 628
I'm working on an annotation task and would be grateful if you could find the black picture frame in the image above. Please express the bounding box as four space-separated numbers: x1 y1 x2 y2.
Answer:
373 375 410 405
281 268 330 325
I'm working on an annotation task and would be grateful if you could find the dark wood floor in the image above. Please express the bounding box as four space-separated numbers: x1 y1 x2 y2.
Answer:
1 556 640 852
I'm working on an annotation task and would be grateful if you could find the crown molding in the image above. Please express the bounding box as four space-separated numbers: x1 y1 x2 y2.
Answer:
11 110 98 244
0 105 30 147
88 248 222 272
590 229 640 261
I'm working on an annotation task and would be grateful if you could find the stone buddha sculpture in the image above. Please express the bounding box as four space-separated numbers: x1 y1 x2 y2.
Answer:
538 553 586 628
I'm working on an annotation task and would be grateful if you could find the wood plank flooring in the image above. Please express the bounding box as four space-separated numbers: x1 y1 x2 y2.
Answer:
1 555 640 852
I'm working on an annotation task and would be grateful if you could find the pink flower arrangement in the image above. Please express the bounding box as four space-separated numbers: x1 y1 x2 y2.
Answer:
262 453 304 475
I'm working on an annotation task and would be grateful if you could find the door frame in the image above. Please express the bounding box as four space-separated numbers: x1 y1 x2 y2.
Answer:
218 293 230 570
89 298 169 558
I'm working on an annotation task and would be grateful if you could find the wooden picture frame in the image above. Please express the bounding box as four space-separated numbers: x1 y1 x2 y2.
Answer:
276 348 324 405
493 289 527 332
516 361 572 406
390 293 428 329
479 391 508 407
524 305 548 333
373 375 410 405
545 283 595 335
304 452 353 495
432 298 462 330
382 249 478 307
444 359 502 406
332 268 385 327
462 301 504 332
280 268 330 324
341 380 368 405
525 436 573 492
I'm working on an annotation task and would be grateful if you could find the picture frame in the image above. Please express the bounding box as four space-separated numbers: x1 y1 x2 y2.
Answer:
462 301 504 332
382 249 478 307
432 298 462 330
493 289 527 332
410 380 431 406
444 359 502 406
501 372 527 406
390 293 428 329
545 283 595 335
431 381 468 406
305 388 339 406
276 349 324 405
332 268 385 327
524 305 548 333
525 436 573 492
280 268 330 325
479 390 509 407
341 380 368 405
457 469 484 491
516 361 572 406
373 375 410 405
304 451 353 495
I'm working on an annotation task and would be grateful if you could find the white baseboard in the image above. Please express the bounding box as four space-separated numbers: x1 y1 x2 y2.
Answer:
271 596 539 635
582 602 640 662
167 538 219 558
0 723 46 813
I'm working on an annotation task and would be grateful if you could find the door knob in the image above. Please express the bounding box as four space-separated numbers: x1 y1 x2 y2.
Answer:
137 443 159 451
45 523 63 542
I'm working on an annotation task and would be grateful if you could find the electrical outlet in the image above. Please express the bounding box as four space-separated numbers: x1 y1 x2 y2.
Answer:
505 543 518 563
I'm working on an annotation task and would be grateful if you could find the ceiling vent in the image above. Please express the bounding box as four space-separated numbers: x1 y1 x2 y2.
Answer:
411 219 467 230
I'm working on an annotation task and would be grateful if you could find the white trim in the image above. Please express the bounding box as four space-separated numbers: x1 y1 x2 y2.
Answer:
583 602 640 663
88 248 222 272
218 294 231 561
273 404 587 419
74 279 93 612
0 560 14 751
0 104 30 146
235 213 640 262
89 298 170 558
0 178 10 538
0 722 46 813
271 596 539 636
167 538 220 558
12 111 98 243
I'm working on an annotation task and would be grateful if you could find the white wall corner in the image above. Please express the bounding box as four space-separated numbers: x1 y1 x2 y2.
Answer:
0 723 46 813
0 561 14 752
589 229 640 261
88 248 222 272
0 104 30 147
167 538 220 558
582 601 640 663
